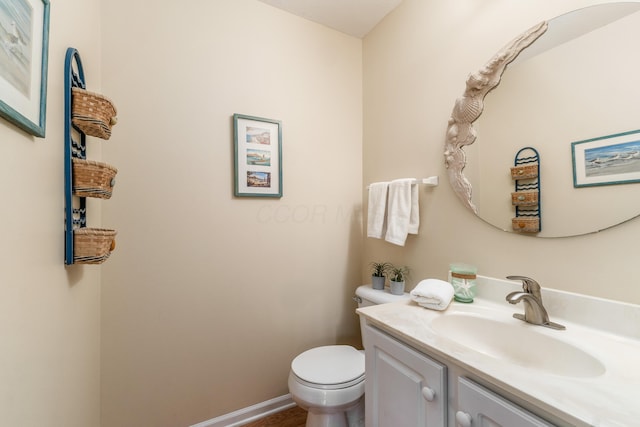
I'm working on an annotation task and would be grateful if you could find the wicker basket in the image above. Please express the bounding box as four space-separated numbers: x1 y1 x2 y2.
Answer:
510 164 538 180
71 87 118 139
72 158 118 199
511 217 540 233
511 190 539 206
73 228 117 264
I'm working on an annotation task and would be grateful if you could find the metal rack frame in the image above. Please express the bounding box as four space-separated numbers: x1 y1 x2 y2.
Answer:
64 48 87 265
512 147 541 232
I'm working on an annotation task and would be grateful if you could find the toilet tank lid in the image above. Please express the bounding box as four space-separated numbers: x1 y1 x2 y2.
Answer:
356 284 411 304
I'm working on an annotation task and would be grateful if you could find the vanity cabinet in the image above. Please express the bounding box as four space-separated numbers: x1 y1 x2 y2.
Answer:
363 323 556 427
364 324 446 426
456 377 554 427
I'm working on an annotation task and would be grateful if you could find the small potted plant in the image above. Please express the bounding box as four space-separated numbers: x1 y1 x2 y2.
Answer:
369 261 392 290
387 264 410 295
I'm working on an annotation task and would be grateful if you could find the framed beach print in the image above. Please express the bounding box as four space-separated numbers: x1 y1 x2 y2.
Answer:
233 114 282 198
572 129 640 188
0 0 50 137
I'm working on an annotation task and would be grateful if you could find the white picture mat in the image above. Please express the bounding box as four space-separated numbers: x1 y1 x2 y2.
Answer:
235 116 281 196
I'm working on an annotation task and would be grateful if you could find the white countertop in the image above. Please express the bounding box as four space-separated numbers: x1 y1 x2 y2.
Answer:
356 276 640 427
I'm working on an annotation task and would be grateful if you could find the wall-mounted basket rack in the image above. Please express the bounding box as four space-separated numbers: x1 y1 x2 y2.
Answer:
64 47 118 265
510 147 541 233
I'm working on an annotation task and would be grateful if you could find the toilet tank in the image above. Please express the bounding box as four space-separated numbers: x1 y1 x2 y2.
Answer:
355 285 411 350
355 284 410 307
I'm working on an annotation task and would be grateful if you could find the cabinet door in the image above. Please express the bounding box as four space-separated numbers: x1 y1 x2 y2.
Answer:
364 324 446 427
456 377 555 427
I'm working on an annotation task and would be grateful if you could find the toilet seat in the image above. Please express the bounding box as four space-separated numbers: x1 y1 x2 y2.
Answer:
291 345 365 390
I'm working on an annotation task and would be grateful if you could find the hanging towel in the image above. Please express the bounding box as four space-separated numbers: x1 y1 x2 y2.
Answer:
410 279 454 311
385 178 419 246
407 180 420 235
367 182 389 239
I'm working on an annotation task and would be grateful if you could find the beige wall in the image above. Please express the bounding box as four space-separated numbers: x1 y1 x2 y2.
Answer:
363 0 640 304
99 1 363 426
4 1 639 426
0 0 102 426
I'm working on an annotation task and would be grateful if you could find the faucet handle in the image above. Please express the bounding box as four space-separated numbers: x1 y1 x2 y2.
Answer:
506 275 540 295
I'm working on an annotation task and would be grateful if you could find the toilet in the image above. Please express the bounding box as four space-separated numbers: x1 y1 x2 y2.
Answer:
288 285 410 427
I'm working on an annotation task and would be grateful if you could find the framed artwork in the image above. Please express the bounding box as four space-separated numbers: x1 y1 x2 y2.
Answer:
572 129 640 188
0 0 50 137
233 114 282 197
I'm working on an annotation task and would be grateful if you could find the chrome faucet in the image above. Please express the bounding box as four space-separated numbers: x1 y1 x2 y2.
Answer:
505 276 565 330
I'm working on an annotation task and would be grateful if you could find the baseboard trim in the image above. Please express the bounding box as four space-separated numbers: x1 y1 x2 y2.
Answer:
190 394 296 427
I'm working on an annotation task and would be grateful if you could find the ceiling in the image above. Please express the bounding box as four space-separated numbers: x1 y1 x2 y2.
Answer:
257 0 404 38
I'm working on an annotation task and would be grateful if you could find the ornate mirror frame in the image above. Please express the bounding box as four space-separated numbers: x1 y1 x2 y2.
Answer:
444 21 548 214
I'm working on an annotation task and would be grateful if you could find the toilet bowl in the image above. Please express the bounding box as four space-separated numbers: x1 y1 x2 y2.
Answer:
288 345 365 427
288 285 410 427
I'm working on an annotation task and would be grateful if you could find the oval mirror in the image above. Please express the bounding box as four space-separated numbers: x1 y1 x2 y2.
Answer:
445 3 640 237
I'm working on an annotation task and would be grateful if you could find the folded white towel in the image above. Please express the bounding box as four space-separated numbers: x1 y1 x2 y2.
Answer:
367 182 389 239
385 179 419 246
410 279 454 311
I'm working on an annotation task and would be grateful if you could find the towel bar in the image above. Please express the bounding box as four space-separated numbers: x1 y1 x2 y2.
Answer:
366 176 438 190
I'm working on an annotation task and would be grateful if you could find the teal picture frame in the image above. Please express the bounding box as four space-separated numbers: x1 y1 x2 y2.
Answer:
0 0 50 137
233 113 282 198
571 129 640 188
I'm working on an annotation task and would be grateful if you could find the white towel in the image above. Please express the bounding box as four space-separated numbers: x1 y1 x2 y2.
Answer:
384 179 419 246
367 182 389 239
410 279 454 311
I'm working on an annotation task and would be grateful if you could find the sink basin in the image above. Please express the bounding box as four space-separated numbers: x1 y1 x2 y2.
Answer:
431 313 605 378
